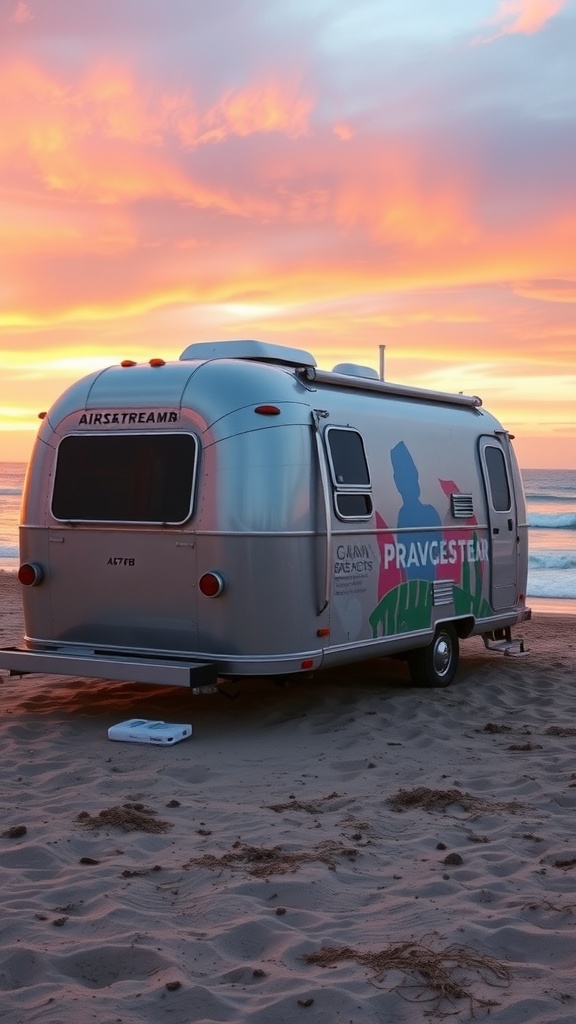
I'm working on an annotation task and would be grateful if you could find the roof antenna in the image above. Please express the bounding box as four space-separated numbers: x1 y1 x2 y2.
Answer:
379 344 386 381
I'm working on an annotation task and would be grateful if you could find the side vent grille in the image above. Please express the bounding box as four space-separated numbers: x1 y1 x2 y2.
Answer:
433 581 454 606
451 493 474 519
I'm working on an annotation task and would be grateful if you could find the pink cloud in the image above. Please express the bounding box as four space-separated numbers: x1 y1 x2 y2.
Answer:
10 1 33 23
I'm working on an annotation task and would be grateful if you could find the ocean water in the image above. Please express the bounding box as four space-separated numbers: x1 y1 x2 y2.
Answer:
522 467 576 613
0 461 25 573
1 461 575 612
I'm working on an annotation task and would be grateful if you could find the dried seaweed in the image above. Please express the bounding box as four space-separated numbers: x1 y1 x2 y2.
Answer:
1 824 27 838
388 786 525 816
267 791 342 814
524 899 576 912
303 937 510 1018
76 803 172 834
183 839 357 878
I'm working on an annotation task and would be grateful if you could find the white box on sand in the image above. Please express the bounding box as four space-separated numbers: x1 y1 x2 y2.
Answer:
107 719 192 745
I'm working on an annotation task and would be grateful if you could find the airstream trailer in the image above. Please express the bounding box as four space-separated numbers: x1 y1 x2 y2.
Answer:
0 340 530 691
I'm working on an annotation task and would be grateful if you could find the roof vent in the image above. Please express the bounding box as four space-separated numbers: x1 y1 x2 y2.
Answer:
332 363 380 380
179 339 316 368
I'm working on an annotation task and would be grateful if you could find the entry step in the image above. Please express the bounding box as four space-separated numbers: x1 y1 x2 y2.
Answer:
482 628 529 657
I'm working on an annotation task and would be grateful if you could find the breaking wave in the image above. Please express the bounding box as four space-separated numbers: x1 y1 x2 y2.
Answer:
528 512 576 530
529 552 576 571
527 569 576 600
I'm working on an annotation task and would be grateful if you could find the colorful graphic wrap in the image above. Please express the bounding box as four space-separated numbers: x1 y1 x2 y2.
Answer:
369 443 492 637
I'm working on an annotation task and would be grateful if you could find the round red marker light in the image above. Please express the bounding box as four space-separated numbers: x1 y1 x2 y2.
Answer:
121 359 137 367
38 411 47 419
149 358 166 367
198 572 225 597
18 562 44 587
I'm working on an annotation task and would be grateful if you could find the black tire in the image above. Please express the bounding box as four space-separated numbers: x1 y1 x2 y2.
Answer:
407 624 459 688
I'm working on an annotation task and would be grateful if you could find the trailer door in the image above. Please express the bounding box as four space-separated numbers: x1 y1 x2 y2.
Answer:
479 437 518 610
321 424 376 647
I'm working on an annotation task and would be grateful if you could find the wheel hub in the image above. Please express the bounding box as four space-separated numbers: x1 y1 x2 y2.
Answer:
433 636 451 676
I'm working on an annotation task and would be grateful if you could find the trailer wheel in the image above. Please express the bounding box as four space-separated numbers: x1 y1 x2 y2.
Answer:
408 625 459 688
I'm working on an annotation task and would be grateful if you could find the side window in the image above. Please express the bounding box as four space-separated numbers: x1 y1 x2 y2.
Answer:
325 427 373 520
484 445 511 512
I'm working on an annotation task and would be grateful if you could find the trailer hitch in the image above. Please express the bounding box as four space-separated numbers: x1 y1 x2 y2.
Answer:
191 681 239 699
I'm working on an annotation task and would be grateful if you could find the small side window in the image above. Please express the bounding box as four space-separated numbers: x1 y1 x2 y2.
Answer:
484 445 511 512
336 493 373 517
325 427 372 520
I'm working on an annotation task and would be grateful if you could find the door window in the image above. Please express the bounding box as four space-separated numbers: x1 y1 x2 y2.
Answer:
325 427 372 520
484 445 511 512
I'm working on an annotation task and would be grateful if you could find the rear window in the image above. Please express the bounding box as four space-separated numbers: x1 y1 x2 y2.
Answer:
52 433 198 524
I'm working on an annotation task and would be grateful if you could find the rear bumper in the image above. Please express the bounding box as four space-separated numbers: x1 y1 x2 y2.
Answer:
0 647 217 689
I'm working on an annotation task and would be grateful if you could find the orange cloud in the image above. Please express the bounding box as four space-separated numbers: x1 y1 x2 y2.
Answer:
200 79 312 143
329 138 478 248
333 123 355 141
478 0 566 41
0 286 209 328
511 279 576 302
0 60 311 213
0 200 140 257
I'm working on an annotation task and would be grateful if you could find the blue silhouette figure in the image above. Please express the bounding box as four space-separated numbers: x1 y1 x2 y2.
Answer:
391 441 441 582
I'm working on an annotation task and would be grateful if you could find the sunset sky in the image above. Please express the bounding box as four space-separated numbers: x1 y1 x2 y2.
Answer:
1 0 575 469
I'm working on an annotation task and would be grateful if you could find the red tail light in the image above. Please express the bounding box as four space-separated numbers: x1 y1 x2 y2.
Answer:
18 562 44 587
199 572 225 597
254 405 280 415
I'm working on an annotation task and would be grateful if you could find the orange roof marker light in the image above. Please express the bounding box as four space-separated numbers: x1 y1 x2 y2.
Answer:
38 411 47 419
121 359 137 368
149 358 166 367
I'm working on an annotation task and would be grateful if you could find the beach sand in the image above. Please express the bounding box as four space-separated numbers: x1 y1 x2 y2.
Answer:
1 569 575 1022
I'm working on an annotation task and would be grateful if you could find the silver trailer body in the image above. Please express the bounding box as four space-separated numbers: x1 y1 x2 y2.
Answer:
1 340 530 689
